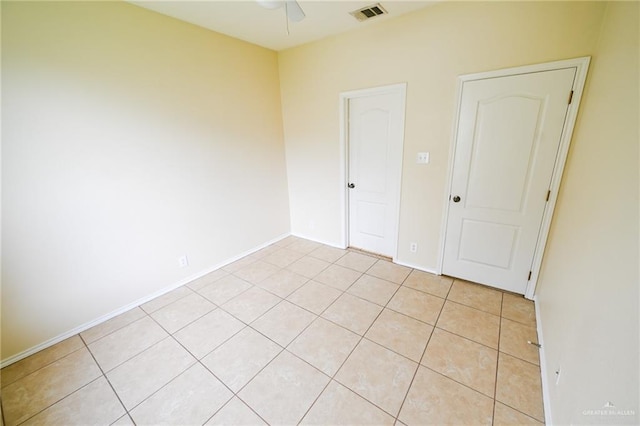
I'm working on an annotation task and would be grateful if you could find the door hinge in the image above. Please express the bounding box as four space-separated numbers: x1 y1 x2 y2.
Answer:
568 90 574 105
546 190 551 202
528 271 532 281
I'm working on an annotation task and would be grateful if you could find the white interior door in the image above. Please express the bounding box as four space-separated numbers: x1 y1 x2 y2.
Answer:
443 68 576 294
347 87 405 257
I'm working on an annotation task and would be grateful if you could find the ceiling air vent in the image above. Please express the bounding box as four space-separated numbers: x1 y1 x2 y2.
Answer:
350 3 388 22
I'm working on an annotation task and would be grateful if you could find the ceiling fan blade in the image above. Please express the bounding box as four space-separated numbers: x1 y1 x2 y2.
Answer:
256 0 284 10
285 0 305 22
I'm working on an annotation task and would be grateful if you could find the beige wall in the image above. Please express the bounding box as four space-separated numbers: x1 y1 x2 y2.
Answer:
279 1 605 269
279 0 638 422
535 2 639 424
1 1 290 360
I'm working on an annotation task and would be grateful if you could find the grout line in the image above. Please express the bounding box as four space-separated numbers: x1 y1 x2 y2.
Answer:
395 281 450 424
0 344 88 390
14 375 108 426
80 334 131 423
492 292 504 425
81 308 148 346
493 399 545 424
3 237 544 425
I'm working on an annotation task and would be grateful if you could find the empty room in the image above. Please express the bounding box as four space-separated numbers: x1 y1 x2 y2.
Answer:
1 1 638 425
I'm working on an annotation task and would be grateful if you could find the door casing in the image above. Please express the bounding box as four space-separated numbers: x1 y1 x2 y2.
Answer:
339 83 407 260
438 57 590 299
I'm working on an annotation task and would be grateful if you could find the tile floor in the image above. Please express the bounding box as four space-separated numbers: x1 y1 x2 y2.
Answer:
0 236 544 425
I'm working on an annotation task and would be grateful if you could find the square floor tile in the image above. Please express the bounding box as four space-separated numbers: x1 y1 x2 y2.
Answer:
130 363 232 425
335 252 377 272
301 380 394 425
387 287 444 325
399 366 493 425
202 327 281 392
496 353 544 422
365 309 433 362
234 261 280 284
493 402 543 425
287 280 342 314
88 316 167 372
21 377 124 426
206 397 266 425
289 318 360 376
222 256 255 273
173 309 245 359
2 348 102 426
1 336 85 388
222 287 281 324
322 293 383 335
314 264 362 291
502 294 537 326
309 246 347 263
348 274 399 306
421 328 497 397
335 339 417 416
251 301 316 346
257 269 308 298
367 260 411 284
251 244 281 260
287 256 331 279
262 248 305 268
447 280 502 316
197 275 252 306
141 286 192 314
81 309 146 346
106 337 195 410
275 235 303 247
111 415 135 426
187 269 229 292
287 239 322 254
150 292 216 334
239 351 329 425
436 301 500 348
403 270 453 298
500 318 540 365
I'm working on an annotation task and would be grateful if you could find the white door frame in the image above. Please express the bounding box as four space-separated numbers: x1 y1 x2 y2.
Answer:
339 83 407 260
437 57 590 299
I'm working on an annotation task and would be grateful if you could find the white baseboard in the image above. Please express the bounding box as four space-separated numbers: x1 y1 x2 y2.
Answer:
0 233 290 368
534 295 553 426
393 259 439 275
290 232 347 250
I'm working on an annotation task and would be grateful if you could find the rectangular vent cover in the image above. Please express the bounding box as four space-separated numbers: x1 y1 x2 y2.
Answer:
350 3 388 22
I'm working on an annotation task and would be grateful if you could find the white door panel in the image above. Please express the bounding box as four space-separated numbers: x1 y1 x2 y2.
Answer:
348 89 405 257
443 68 576 293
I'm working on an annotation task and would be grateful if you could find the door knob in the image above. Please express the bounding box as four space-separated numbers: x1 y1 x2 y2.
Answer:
452 195 461 203
348 183 355 189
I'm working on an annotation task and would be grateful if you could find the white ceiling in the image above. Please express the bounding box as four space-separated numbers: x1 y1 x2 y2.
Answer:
128 1 437 51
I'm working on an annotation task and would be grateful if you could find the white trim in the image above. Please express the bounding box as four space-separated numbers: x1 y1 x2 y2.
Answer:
339 82 407 261
290 232 347 250
0 233 290 368
525 57 590 299
534 295 554 425
438 57 590 298
437 75 466 275
393 259 439 276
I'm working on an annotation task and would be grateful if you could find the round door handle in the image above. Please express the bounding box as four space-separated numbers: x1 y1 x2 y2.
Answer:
452 195 461 203
348 183 355 189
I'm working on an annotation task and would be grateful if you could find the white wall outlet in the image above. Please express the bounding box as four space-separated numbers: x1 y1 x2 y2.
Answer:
178 255 189 268
309 220 316 230
417 152 430 164
410 242 418 253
